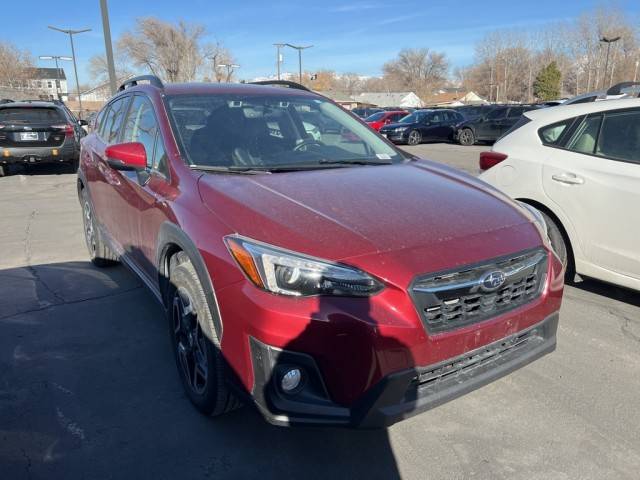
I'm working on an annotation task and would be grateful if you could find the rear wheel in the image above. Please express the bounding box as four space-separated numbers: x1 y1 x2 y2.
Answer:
81 189 118 267
458 128 475 146
169 252 240 416
407 130 422 146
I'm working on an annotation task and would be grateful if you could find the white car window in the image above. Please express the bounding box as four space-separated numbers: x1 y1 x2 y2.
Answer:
567 116 602 155
595 110 640 163
539 119 573 145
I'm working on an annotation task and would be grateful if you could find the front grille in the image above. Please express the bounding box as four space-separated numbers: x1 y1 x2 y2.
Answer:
411 248 548 333
415 324 544 388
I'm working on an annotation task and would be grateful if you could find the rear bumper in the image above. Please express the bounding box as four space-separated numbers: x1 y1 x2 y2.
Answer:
249 312 558 428
0 142 77 164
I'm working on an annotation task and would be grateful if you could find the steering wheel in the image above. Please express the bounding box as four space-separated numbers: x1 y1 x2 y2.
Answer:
294 139 323 152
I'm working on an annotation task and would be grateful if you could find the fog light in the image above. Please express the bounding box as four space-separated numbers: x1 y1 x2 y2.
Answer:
52 149 59 156
2 150 9 157
280 368 303 393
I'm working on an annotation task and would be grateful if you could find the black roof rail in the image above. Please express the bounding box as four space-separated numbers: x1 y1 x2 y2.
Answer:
118 75 164 91
606 81 640 96
249 80 310 92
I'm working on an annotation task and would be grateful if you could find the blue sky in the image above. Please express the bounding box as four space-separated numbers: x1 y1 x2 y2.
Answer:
3 0 639 88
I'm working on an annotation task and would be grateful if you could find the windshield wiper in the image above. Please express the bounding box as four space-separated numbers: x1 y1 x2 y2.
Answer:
318 158 393 165
189 165 270 175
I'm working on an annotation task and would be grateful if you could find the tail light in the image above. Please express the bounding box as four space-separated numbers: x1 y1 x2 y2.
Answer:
479 151 508 171
52 124 74 137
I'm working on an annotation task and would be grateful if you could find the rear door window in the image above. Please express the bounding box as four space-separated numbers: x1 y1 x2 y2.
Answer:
567 115 602 154
595 109 640 163
486 108 507 120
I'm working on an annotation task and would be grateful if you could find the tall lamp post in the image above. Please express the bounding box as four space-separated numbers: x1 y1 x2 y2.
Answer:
48 26 92 117
216 64 240 83
600 36 621 89
99 0 118 95
273 43 286 80
285 44 313 83
38 55 72 100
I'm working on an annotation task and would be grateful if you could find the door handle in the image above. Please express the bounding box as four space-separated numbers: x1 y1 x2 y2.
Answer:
551 173 584 185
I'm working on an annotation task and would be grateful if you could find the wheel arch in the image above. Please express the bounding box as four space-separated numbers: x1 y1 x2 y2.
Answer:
515 197 576 274
156 222 224 336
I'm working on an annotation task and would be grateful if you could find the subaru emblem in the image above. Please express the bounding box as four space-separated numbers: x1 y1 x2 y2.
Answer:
481 270 506 291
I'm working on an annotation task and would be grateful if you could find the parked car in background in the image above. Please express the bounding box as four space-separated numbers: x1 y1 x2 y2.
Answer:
479 98 640 292
364 110 408 131
0 99 13 105
352 107 383 118
78 76 563 427
452 104 491 121
455 104 540 145
0 100 86 176
379 109 464 145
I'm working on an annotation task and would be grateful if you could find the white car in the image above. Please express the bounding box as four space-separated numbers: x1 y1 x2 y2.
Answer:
479 98 640 291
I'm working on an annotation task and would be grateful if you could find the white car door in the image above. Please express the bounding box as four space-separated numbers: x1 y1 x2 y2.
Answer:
541 108 640 281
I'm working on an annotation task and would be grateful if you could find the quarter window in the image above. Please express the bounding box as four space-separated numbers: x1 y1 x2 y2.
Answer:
595 110 640 163
538 119 573 146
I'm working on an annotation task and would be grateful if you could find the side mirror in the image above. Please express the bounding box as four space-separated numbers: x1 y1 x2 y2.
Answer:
105 142 147 171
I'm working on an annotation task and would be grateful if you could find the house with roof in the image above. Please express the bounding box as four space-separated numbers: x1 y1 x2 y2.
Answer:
353 92 423 108
424 90 486 107
25 68 68 101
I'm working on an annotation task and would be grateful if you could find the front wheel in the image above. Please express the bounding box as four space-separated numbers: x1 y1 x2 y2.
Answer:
458 128 475 146
81 189 118 267
168 252 241 416
407 130 422 146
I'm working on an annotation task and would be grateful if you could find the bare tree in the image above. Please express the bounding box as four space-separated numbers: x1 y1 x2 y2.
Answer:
118 17 208 83
382 48 449 97
87 52 133 84
0 41 35 89
204 41 238 82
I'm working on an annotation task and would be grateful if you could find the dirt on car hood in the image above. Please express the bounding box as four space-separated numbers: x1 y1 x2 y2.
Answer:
197 159 531 261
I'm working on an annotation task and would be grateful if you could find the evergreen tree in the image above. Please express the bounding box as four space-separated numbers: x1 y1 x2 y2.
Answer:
533 62 562 101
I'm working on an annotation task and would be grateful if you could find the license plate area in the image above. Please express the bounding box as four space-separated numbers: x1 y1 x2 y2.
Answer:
19 132 39 141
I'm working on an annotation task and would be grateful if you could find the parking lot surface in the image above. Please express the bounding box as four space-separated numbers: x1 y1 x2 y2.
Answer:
1 146 639 480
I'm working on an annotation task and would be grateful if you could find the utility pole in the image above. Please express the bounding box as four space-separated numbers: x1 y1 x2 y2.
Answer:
99 0 118 95
273 43 286 80
600 36 621 89
634 60 639 83
39 55 72 100
285 44 313 84
48 26 91 118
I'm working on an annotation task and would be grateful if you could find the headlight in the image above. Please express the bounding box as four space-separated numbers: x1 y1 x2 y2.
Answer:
225 236 384 297
517 202 552 249
394 127 408 132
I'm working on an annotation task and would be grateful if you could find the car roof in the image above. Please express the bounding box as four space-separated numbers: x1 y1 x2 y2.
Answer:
0 101 61 108
523 97 640 123
151 82 320 98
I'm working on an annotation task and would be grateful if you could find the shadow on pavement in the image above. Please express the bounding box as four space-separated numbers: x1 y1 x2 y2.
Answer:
0 261 401 479
572 276 640 308
2 162 76 177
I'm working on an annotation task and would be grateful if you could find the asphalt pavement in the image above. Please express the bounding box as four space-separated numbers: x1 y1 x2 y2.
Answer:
1 147 639 480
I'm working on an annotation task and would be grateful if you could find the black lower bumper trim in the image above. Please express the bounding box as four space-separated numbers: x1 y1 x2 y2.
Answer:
250 312 559 428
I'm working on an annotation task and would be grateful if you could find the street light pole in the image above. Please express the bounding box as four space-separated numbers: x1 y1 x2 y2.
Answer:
216 64 240 83
285 44 313 84
48 26 91 118
39 55 72 100
600 36 621 89
273 43 286 80
634 60 639 83
99 0 118 95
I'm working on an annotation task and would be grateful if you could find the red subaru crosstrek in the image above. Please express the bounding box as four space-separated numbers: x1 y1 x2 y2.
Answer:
365 110 408 131
77 77 563 427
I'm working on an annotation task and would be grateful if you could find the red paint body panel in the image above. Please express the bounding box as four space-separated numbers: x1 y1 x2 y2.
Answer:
366 111 409 131
79 82 563 422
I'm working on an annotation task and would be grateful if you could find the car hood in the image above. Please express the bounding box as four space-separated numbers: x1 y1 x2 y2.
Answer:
380 122 416 131
197 161 532 261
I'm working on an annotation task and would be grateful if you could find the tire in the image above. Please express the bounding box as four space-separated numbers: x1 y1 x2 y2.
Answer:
0 165 5 177
458 128 475 146
168 252 241 416
407 130 422 146
81 188 119 267
539 210 574 279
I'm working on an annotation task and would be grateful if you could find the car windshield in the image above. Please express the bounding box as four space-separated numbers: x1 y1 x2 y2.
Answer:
398 112 427 124
166 94 404 171
0 107 64 123
365 112 385 122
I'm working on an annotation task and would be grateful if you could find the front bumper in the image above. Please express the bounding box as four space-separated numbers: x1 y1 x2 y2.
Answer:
380 131 408 143
250 312 558 428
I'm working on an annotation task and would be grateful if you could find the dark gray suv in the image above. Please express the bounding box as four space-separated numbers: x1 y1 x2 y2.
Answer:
0 101 86 176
